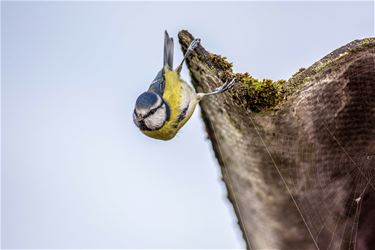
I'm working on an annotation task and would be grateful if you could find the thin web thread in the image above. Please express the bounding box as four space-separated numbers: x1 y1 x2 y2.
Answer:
353 181 368 250
317 87 374 249
337 171 361 250
322 123 375 192
351 173 372 250
248 114 321 250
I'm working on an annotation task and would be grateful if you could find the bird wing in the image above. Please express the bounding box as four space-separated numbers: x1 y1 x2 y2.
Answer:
148 31 173 96
149 70 165 96
164 30 174 68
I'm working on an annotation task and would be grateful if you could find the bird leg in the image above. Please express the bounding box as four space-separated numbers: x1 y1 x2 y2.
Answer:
176 38 201 74
197 79 236 100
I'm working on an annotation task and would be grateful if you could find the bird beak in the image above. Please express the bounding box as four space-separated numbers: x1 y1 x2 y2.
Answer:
133 111 143 121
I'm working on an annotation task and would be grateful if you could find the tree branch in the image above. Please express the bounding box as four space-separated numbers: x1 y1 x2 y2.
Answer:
179 30 375 250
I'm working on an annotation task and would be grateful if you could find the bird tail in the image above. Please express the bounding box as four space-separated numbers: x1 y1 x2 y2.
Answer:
164 31 174 68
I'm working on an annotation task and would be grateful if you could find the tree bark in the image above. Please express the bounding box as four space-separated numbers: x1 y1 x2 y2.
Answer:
178 30 375 250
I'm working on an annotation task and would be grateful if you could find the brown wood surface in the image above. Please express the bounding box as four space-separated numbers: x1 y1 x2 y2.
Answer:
178 30 375 250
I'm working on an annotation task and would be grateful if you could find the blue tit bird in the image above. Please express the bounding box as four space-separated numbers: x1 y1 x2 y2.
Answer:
133 31 236 140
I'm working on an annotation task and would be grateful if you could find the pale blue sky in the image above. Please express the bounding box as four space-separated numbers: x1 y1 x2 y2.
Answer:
1 1 374 249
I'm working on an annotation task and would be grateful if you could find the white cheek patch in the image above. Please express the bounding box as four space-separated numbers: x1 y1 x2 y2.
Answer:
144 104 167 130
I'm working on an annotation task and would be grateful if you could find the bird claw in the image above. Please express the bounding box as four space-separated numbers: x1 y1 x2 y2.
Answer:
187 38 201 52
214 79 236 92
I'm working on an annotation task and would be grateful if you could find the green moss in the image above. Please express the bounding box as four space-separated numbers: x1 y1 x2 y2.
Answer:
210 53 233 71
312 38 375 75
208 53 287 112
312 52 350 74
209 53 234 81
232 73 286 112
204 38 375 113
360 38 372 46
291 67 306 78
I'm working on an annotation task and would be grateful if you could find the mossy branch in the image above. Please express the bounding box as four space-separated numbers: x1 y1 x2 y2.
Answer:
179 30 374 113
179 30 375 250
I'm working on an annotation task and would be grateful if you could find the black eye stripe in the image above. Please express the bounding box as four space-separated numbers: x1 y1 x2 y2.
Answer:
135 99 169 131
143 100 164 119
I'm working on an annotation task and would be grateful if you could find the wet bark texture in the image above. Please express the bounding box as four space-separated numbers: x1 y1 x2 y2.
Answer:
178 30 375 250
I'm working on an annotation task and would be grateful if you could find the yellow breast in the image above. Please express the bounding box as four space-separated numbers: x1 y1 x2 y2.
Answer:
143 67 197 140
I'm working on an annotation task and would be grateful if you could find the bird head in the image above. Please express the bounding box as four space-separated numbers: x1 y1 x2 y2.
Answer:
133 91 169 131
